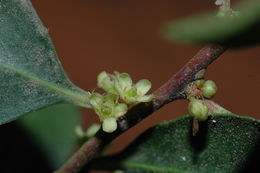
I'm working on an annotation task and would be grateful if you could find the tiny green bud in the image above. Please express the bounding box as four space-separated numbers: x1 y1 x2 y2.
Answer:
194 79 205 88
102 117 117 133
86 124 101 138
202 80 218 99
188 98 208 121
75 125 85 138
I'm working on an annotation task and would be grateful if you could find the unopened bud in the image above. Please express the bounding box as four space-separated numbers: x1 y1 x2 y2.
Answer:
188 98 208 121
86 124 101 138
202 80 218 98
102 117 117 133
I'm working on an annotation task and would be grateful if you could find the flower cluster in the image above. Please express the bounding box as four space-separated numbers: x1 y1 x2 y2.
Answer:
98 71 154 104
187 79 218 121
88 71 154 133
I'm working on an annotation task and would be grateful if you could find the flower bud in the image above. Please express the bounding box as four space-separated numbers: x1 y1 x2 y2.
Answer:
202 80 218 98
74 125 85 138
102 117 117 133
114 71 153 104
194 79 205 88
86 124 101 138
188 98 208 121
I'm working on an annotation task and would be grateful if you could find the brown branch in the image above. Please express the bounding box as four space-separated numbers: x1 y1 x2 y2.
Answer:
54 44 227 173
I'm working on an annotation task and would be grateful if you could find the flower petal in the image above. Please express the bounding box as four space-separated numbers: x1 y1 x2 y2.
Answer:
114 103 128 118
125 97 138 105
104 93 119 104
97 71 117 94
135 79 151 96
89 93 103 108
86 124 101 138
115 72 132 91
137 94 154 103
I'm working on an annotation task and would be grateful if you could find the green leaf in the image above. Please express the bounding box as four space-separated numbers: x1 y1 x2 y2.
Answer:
163 0 260 45
0 0 90 124
19 104 81 169
99 114 260 173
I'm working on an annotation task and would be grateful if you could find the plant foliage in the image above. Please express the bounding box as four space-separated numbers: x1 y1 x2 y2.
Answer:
0 0 89 124
98 114 260 173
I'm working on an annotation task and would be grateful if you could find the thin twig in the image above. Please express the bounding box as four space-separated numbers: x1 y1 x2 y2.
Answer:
54 44 227 173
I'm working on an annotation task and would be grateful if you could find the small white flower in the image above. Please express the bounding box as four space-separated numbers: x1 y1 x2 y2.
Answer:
114 72 154 104
97 71 117 94
90 71 154 133
89 93 127 120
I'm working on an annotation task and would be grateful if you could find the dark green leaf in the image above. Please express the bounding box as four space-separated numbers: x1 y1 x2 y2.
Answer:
19 104 81 169
0 121 53 172
163 0 260 46
99 114 260 173
0 0 90 124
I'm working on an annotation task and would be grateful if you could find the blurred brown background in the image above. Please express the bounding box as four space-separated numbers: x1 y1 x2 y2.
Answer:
32 0 259 172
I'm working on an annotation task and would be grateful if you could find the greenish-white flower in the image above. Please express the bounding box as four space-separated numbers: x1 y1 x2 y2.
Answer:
97 71 117 94
114 71 154 104
91 71 154 133
89 93 127 120
89 92 127 133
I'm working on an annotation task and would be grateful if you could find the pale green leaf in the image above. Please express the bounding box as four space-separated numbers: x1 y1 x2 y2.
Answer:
0 0 90 124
